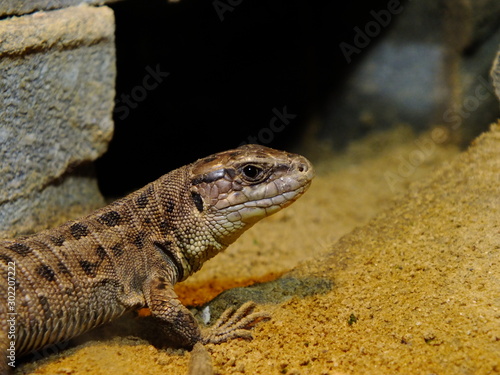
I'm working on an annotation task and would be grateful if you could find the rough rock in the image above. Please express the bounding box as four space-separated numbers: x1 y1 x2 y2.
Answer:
0 5 115 237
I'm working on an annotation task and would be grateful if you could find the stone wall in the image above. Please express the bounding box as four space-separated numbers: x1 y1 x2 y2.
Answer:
0 4 116 238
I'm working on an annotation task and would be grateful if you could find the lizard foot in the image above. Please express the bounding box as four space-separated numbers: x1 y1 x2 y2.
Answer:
201 301 270 345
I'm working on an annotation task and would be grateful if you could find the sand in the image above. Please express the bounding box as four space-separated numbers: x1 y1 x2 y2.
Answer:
15 123 500 374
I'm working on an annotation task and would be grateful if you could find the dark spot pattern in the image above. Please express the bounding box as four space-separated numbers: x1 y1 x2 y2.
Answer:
227 151 242 158
191 170 225 185
111 243 124 257
166 201 175 213
133 232 146 249
37 265 56 281
0 254 14 265
98 211 122 227
57 262 70 274
130 273 144 291
96 278 121 288
157 283 167 290
8 242 31 256
190 176 204 186
202 156 217 164
154 241 183 280
70 223 89 240
94 278 123 294
191 192 204 212
159 220 172 236
136 192 149 208
96 245 107 260
38 296 52 319
79 260 98 277
49 235 65 246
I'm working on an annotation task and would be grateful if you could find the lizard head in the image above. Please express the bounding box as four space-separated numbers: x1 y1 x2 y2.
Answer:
182 144 314 273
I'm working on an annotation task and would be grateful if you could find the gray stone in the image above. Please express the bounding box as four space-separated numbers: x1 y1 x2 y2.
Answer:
490 49 500 106
0 5 115 237
451 30 500 145
0 166 106 238
442 0 500 144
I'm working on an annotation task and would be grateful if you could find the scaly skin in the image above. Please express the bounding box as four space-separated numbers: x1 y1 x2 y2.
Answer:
0 144 314 373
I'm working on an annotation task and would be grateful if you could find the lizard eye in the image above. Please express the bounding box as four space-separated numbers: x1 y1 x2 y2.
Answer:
241 164 264 181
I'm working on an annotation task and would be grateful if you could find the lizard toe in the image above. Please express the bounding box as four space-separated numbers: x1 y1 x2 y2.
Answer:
201 301 270 345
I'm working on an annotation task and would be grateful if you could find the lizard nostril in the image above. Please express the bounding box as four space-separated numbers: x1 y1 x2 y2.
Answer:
297 163 307 173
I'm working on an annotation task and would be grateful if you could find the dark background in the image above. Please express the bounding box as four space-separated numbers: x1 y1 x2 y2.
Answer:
96 0 390 197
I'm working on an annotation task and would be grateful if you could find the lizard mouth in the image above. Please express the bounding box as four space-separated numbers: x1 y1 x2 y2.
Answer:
224 176 313 224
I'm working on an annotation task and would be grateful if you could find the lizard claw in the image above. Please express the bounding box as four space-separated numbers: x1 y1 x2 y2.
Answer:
201 301 270 345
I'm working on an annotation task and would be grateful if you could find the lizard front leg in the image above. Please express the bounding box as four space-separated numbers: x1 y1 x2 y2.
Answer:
144 275 269 349
145 275 202 349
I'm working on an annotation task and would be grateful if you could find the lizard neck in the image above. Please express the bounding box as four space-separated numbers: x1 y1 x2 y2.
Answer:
148 167 225 281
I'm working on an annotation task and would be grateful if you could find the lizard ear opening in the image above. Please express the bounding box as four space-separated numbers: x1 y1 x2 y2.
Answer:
191 191 204 212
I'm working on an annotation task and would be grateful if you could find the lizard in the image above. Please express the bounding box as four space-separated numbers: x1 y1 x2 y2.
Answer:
0 144 314 374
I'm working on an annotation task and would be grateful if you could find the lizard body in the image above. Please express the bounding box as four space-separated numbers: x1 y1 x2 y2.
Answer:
0 144 314 373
